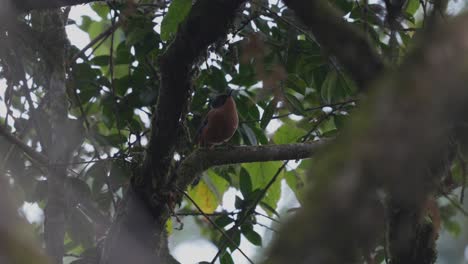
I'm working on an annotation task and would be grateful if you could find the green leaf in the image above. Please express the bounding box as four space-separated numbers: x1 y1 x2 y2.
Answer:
214 215 234 228
405 0 420 15
284 170 305 203
241 124 258 145
241 224 262 246
231 63 257 87
239 168 253 198
79 15 93 32
321 71 338 103
333 0 354 13
160 0 192 41
95 134 128 147
86 162 108 196
126 27 153 46
224 228 241 252
273 125 305 144
250 123 269 145
91 3 110 19
284 92 304 114
260 100 276 129
334 115 347 130
207 67 228 91
320 116 337 135
115 42 133 65
443 219 461 237
259 201 280 218
204 169 230 202
286 74 308 95
220 251 234 264
91 55 110 66
109 160 131 188
235 195 244 210
242 161 283 213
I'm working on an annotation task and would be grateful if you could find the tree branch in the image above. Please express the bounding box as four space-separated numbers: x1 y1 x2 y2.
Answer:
175 141 328 189
143 0 247 182
100 1 248 263
0 126 48 166
8 0 104 11
36 10 72 264
281 0 384 90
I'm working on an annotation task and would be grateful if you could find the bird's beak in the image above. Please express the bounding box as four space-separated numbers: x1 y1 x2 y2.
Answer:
227 89 233 96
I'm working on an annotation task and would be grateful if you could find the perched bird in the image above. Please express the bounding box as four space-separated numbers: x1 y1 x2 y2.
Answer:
197 90 238 147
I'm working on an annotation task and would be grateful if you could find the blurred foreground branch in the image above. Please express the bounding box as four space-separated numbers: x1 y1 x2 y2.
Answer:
265 12 468 264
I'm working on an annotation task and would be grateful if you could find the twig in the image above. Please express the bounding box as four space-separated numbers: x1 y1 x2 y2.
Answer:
0 125 48 165
70 20 122 62
175 210 239 217
176 187 255 264
240 99 356 124
442 192 468 217
459 158 467 204
210 162 286 264
255 222 278 233
255 211 280 223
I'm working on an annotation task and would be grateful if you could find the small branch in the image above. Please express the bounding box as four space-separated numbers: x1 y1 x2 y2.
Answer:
175 141 328 189
70 20 122 63
241 99 356 124
0 125 48 165
177 188 254 264
459 154 467 203
175 210 239 217
210 162 286 264
442 192 468 217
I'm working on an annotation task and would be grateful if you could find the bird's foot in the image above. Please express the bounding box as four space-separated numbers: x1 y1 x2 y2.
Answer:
214 142 236 150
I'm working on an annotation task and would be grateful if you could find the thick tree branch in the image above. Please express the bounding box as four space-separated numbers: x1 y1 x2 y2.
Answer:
4 0 103 11
0 0 104 27
144 0 247 181
282 0 384 90
37 10 71 264
265 13 468 264
175 141 328 189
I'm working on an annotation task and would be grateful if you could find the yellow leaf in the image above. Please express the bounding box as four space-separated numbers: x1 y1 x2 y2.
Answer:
188 180 218 214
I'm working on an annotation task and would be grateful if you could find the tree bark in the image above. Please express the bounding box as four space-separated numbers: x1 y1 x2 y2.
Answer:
99 1 248 263
36 9 70 264
2 0 104 11
175 141 329 190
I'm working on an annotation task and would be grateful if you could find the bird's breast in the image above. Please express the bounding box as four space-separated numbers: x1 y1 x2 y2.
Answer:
202 98 238 144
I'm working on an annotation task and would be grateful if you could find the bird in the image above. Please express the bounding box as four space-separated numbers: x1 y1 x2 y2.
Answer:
197 90 238 147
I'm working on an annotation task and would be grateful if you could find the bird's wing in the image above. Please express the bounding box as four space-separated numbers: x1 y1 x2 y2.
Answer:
195 115 209 144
